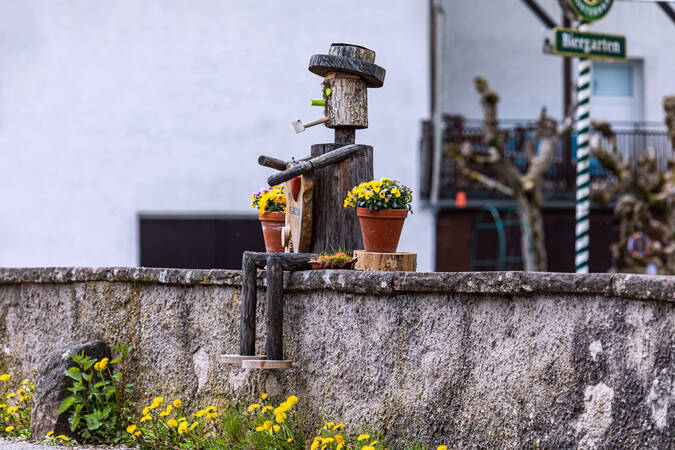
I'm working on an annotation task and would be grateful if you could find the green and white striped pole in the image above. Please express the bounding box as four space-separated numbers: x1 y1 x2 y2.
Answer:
575 22 591 274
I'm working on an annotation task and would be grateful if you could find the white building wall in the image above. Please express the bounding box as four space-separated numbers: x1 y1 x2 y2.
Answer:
0 1 432 270
442 0 675 123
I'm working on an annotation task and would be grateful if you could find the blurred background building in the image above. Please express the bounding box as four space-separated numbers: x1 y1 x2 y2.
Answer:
0 1 673 272
422 0 675 272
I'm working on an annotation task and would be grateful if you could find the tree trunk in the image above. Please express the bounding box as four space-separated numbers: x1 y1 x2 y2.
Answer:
515 192 547 272
310 144 373 253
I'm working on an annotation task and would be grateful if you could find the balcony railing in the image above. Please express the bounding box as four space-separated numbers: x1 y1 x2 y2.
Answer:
419 117 673 202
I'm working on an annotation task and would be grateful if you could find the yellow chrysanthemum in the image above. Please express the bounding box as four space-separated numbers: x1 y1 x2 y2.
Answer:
357 434 370 441
140 415 152 423
0 374 10 382
126 424 137 434
190 421 199 430
437 446 448 450
260 393 268 400
5 426 14 432
167 419 178 428
261 406 273 413
173 399 182 408
56 435 69 441
177 421 188 435
46 431 54 437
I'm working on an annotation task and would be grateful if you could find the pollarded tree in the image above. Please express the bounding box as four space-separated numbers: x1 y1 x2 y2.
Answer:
446 77 575 271
589 96 675 274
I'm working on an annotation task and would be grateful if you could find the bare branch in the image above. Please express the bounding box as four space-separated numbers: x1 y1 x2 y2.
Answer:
452 156 514 196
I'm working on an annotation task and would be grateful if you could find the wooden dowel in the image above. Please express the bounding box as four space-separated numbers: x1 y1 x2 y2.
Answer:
240 252 258 356
335 128 356 145
267 144 364 186
258 155 289 171
265 257 284 361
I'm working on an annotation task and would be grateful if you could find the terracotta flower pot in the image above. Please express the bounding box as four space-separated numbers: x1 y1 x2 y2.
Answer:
258 211 286 253
356 207 408 253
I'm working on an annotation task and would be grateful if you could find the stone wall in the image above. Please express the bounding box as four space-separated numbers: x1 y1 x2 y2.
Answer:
0 268 673 448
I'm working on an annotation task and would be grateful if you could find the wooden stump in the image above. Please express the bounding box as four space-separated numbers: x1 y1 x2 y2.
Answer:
353 251 417 272
310 144 373 253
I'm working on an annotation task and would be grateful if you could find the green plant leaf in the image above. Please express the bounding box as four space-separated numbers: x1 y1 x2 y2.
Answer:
84 414 102 430
124 384 134 393
57 396 76 414
65 367 82 382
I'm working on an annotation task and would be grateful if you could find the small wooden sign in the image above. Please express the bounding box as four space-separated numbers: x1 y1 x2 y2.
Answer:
283 173 313 253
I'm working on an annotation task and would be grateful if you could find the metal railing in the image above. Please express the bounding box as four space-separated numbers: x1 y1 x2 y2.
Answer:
420 117 673 202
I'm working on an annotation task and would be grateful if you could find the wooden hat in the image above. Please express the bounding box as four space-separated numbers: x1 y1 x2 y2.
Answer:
308 43 386 88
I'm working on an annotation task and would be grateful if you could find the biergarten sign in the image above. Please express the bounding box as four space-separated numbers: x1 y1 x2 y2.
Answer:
569 0 614 22
554 28 626 61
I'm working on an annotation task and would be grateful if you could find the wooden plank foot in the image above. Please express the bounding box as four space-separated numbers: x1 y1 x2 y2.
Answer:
241 359 293 370
220 354 267 365
353 250 417 272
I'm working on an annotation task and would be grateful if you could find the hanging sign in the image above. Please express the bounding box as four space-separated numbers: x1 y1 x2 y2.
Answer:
569 0 614 22
553 28 626 60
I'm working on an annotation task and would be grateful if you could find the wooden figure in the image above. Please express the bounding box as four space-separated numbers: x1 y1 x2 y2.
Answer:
259 43 385 253
225 44 391 370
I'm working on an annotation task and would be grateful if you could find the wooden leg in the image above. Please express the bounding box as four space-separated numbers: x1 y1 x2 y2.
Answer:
265 256 283 361
240 252 257 356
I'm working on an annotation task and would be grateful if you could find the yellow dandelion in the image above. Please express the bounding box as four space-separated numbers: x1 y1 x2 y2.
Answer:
437 446 448 450
5 426 15 432
357 434 370 441
167 419 178 428
46 431 54 437
93 358 109 371
140 415 152 423
56 435 69 441
126 424 137 434
173 399 182 408
0 374 10 382
190 421 199 430
177 421 188 435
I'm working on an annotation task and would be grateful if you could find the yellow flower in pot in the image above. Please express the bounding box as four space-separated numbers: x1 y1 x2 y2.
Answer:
343 178 413 252
250 185 286 253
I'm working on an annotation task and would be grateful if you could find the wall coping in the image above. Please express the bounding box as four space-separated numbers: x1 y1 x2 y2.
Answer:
0 267 672 303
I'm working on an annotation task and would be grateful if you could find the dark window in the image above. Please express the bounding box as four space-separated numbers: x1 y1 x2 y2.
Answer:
139 215 265 270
